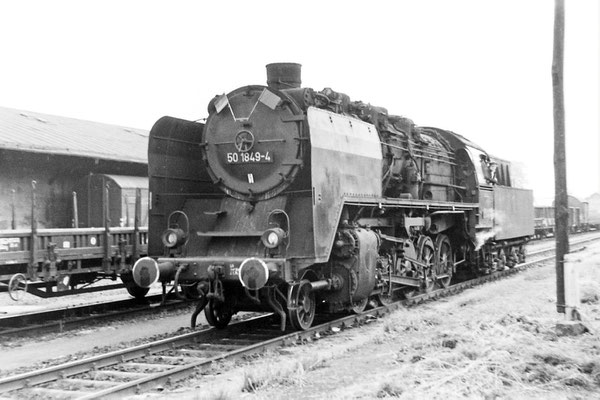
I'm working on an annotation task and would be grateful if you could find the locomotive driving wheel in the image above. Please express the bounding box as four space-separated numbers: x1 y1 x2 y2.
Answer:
288 281 316 330
417 236 436 292
204 298 233 329
351 297 369 313
120 272 149 299
8 273 27 301
434 234 454 288
375 292 394 306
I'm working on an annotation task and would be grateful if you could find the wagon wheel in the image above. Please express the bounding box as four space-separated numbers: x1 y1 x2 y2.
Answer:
417 236 436 292
204 298 233 329
507 247 518 268
434 234 454 288
517 245 527 263
288 281 316 330
496 249 507 271
8 273 28 301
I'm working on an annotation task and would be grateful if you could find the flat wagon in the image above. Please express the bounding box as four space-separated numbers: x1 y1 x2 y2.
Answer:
0 176 148 300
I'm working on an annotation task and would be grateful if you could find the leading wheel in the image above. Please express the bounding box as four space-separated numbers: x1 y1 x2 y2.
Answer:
8 273 28 301
434 235 454 288
204 298 233 329
288 281 316 330
121 274 150 299
125 285 149 299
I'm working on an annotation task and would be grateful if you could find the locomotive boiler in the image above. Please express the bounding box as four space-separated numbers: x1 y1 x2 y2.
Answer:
132 63 534 330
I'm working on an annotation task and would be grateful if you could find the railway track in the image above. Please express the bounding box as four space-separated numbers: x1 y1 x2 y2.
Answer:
1 234 598 399
0 295 192 338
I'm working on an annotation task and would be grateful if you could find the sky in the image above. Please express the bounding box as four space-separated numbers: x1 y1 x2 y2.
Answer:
0 0 598 204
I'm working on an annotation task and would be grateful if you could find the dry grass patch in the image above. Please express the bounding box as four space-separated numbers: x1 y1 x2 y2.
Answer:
370 310 600 399
242 355 328 393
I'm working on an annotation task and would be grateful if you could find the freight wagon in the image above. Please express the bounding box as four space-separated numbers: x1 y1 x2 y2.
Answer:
0 175 148 300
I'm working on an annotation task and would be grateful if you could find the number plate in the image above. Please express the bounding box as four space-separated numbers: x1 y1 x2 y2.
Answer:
226 151 273 164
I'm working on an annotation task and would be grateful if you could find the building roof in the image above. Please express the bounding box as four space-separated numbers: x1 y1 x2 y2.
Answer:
0 106 149 164
103 174 149 189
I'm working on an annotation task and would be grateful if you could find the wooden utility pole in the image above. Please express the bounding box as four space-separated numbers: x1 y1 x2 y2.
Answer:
552 0 569 314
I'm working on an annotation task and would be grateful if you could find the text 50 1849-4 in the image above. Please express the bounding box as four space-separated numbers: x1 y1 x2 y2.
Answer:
226 151 273 164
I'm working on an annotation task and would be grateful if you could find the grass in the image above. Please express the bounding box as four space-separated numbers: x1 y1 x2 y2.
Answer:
242 355 329 393
371 303 600 399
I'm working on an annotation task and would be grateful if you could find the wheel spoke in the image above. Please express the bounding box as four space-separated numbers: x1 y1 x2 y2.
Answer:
417 236 436 292
434 235 453 288
288 281 315 330
8 273 28 301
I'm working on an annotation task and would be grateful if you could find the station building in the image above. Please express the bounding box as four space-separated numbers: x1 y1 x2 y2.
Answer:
0 107 149 230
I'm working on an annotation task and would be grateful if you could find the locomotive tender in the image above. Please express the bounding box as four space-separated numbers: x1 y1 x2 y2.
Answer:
133 63 534 330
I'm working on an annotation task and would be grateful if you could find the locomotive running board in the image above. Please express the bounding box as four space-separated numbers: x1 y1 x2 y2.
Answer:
342 196 478 211
196 231 262 237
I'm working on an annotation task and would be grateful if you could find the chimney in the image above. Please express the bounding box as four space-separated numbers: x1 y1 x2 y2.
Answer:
266 63 301 90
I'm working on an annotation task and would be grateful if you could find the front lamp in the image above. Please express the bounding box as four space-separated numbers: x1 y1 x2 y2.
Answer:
260 227 286 249
161 228 187 248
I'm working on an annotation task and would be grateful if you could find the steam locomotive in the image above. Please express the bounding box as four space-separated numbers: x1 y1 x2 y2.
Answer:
132 63 534 330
